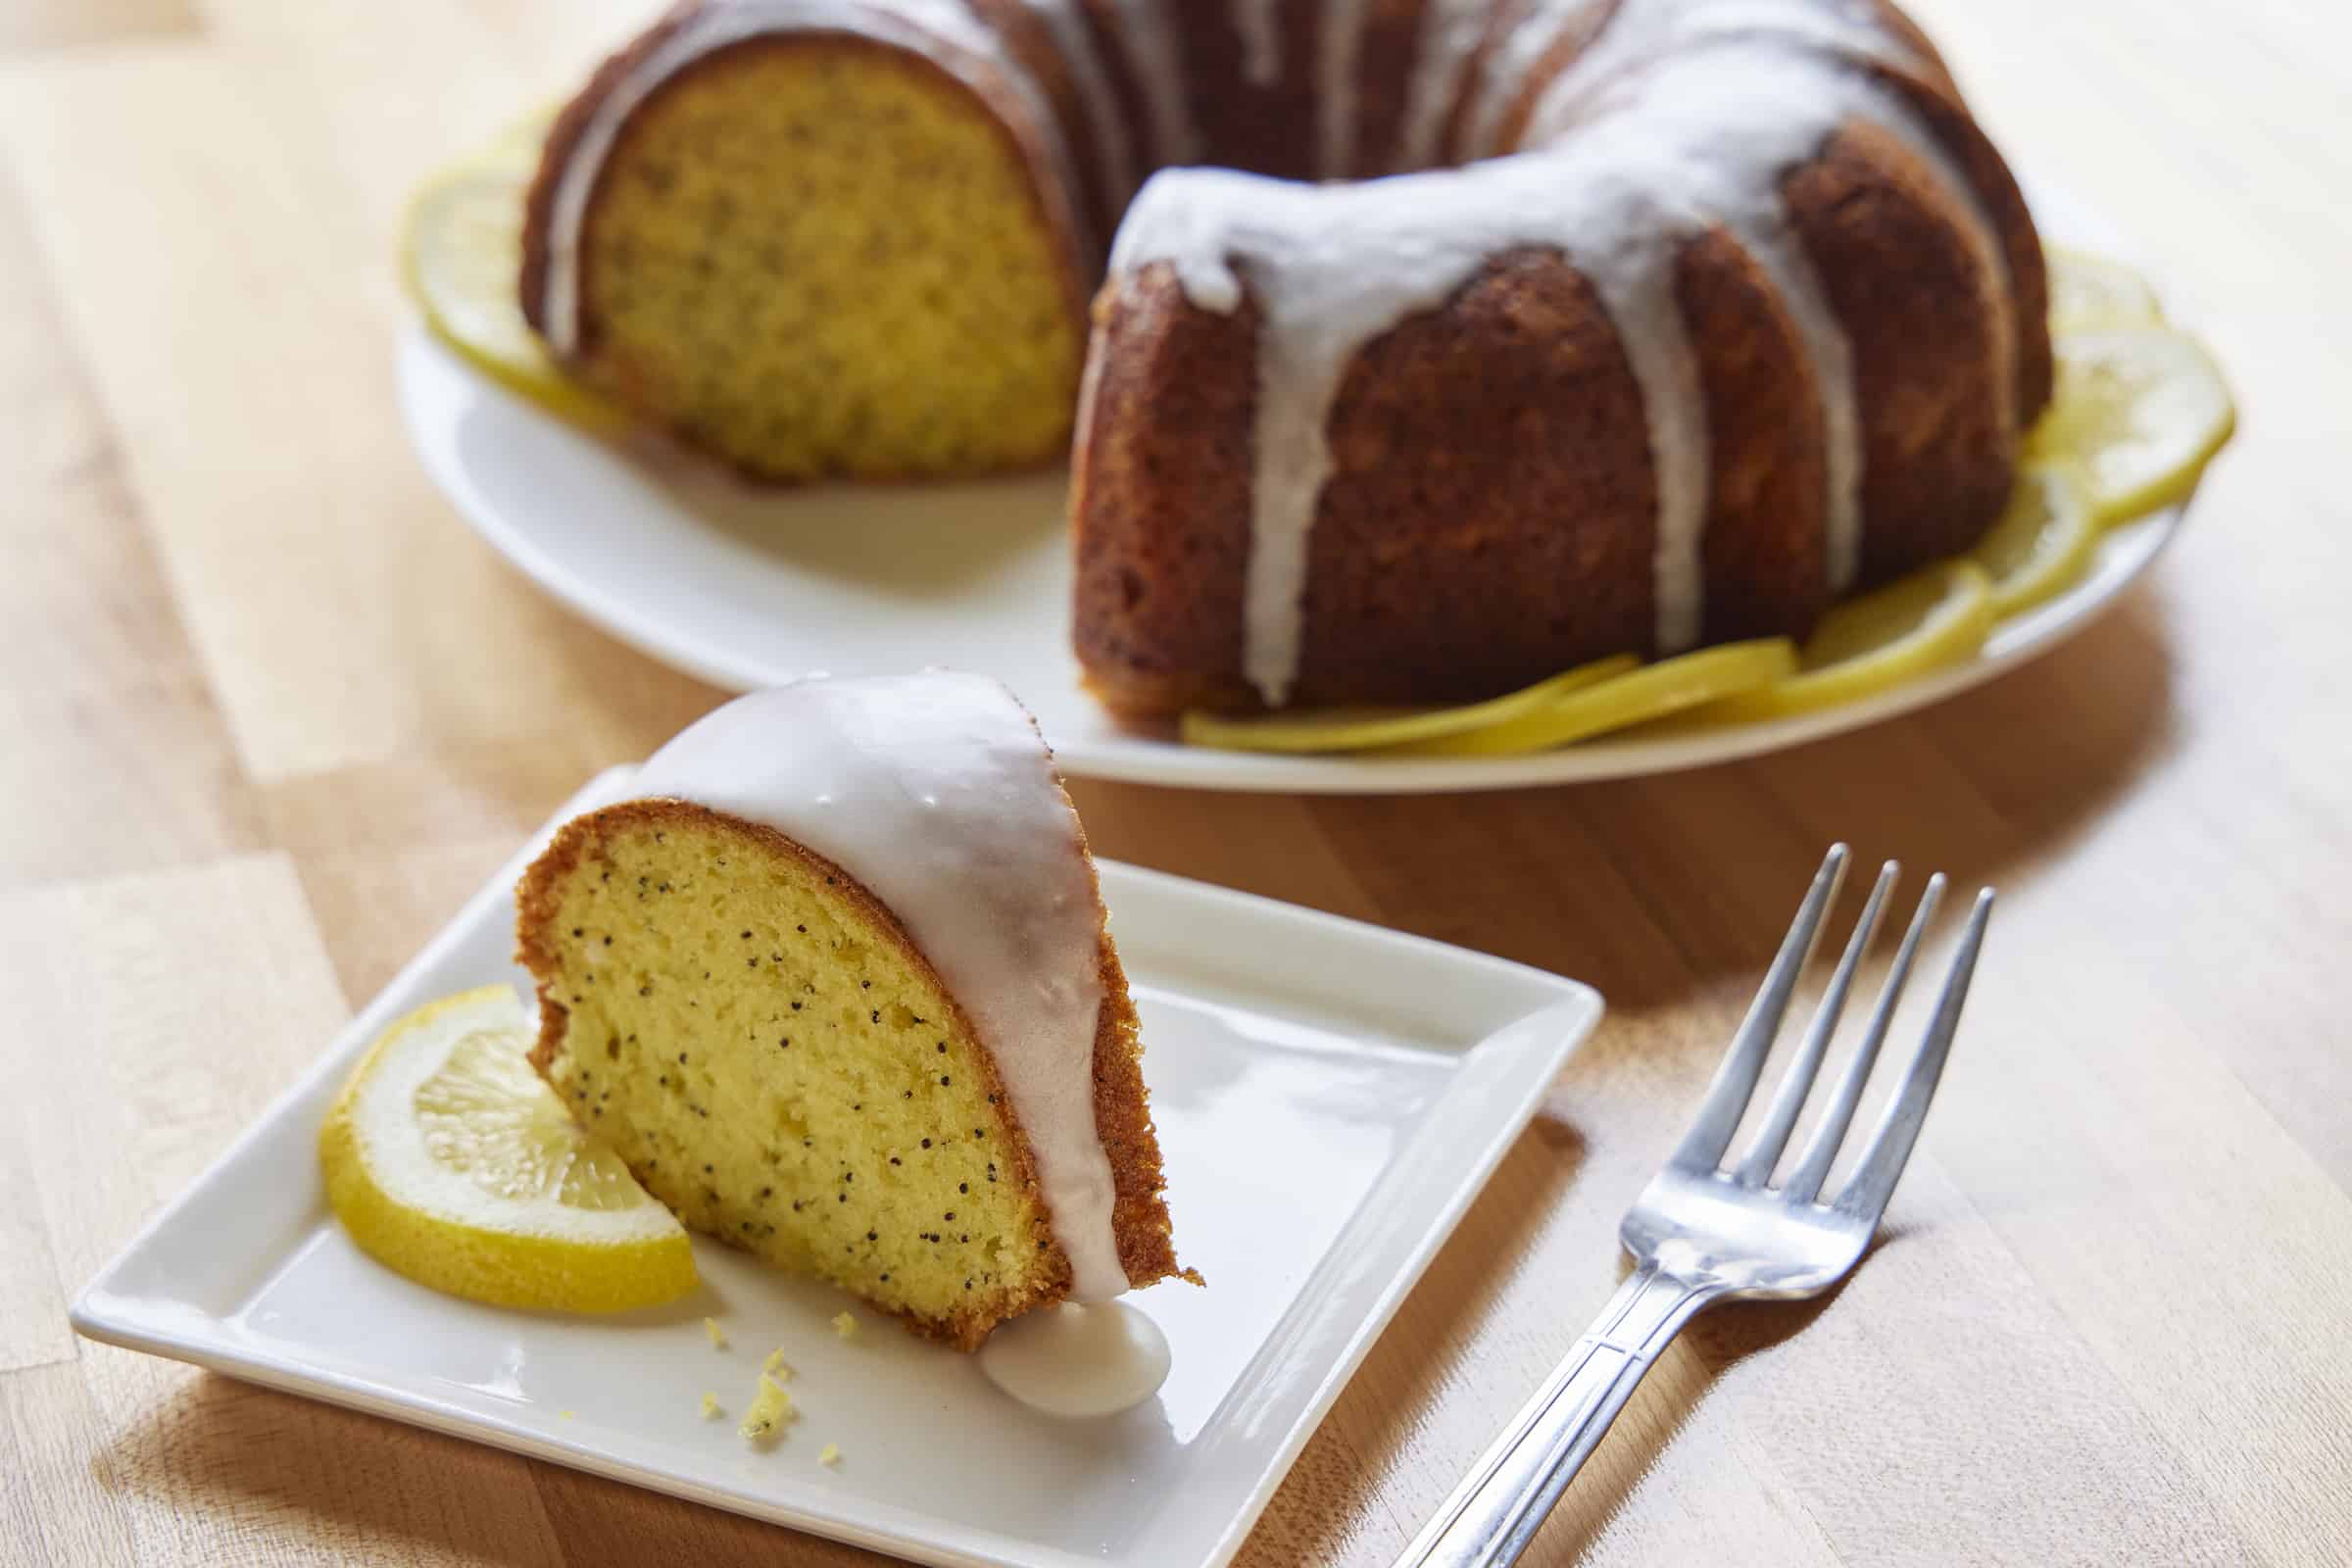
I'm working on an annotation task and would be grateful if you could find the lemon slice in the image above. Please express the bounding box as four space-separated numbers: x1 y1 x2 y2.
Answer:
2046 247 2163 332
1179 654 1639 754
319 985 696 1312
2026 327 2234 525
1700 562 1994 723
401 120 622 432
1383 639 1796 757
1972 463 2098 618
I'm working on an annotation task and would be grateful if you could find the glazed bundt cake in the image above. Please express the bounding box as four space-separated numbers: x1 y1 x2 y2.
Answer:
521 0 2051 713
514 672 1186 1348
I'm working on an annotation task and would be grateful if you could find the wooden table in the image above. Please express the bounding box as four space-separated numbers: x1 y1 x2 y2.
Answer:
5 1 2348 1562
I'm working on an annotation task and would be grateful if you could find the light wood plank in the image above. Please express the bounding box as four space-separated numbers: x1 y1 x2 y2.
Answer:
0 44 714 787
0 169 264 890
0 0 198 55
0 856 570 1565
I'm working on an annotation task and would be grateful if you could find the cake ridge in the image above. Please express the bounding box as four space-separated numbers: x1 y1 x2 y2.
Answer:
1100 2 2022 702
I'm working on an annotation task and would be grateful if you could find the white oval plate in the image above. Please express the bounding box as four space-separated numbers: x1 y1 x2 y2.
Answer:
398 183 2187 795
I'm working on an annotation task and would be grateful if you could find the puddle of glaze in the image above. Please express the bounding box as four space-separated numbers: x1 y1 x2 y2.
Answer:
980 1300 1172 1418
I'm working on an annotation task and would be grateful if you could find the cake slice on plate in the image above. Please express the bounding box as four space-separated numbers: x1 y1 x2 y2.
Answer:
514 672 1187 1348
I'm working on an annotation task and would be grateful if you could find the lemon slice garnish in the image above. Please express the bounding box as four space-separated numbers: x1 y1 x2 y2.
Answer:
1179 654 1638 754
319 985 696 1312
2026 327 2234 525
1382 639 1796 757
2046 247 2164 332
401 117 622 432
1699 562 1994 723
1972 463 2099 618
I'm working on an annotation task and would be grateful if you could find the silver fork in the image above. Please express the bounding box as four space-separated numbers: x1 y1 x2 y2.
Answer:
1395 844 1993 1568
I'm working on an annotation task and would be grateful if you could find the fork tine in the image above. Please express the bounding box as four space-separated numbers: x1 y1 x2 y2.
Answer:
1832 887 1993 1221
1669 844 1848 1173
1779 871 1946 1204
1728 859 1898 1186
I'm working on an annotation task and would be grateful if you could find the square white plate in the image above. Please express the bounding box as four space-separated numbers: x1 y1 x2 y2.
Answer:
72 768 1600 1568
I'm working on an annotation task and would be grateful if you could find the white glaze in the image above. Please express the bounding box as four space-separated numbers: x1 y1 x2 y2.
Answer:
1456 0 1593 160
628 673 1132 1302
1113 0 2017 698
1396 0 1501 169
1022 0 1139 208
1521 0 1936 593
538 0 1092 355
979 1300 1172 1417
1232 0 1283 87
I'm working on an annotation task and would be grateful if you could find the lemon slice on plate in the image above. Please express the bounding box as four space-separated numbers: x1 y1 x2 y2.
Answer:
1698 562 1994 723
1383 639 1796 757
2046 247 2163 332
401 120 622 431
319 985 696 1312
1972 463 2098 618
1179 654 1638 754
2027 327 2234 525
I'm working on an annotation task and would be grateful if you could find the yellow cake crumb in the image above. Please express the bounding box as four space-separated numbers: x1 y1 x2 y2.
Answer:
700 1391 722 1420
705 1316 728 1348
739 1373 797 1443
559 1409 575 1420
831 1311 858 1341
762 1348 793 1380
818 1443 842 1468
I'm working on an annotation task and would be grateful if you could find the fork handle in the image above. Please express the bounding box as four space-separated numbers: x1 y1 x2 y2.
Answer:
1391 1262 1719 1568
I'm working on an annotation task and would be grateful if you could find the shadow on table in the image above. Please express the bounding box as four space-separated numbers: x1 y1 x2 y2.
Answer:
96 1364 880 1566
1232 1110 1587 1565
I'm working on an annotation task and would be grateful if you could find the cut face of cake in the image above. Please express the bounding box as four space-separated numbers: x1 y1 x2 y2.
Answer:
514 673 1186 1348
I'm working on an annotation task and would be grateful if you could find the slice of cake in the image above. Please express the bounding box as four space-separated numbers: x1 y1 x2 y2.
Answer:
514 672 1186 1348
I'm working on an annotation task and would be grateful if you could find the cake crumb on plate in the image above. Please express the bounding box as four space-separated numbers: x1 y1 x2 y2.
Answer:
739 1374 796 1443
704 1316 728 1348
831 1311 858 1340
818 1443 842 1467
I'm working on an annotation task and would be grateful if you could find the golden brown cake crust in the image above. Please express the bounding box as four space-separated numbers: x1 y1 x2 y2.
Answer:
514 797 1185 1350
1068 264 1261 718
1296 249 1659 706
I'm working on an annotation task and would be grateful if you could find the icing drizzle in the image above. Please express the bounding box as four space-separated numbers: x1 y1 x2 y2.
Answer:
535 0 2020 709
629 673 1132 1303
1117 0 2013 702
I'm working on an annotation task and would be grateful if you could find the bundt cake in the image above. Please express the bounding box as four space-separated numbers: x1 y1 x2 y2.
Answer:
521 0 2051 714
514 671 1186 1348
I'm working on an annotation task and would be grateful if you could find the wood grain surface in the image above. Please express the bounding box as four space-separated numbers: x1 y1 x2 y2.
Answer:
3 1 2348 1563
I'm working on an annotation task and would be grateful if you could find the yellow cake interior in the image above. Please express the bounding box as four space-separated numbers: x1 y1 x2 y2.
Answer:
525 811 1062 1338
572 39 1081 480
